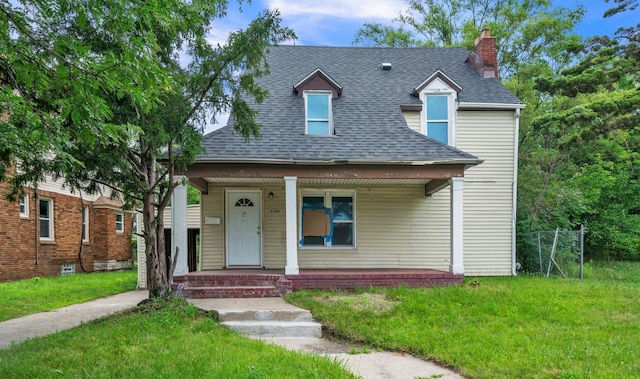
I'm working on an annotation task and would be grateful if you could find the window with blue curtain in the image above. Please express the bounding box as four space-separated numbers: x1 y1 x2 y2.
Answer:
426 95 448 144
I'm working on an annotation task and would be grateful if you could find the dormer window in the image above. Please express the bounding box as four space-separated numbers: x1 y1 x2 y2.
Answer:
305 91 332 136
414 70 461 147
426 95 449 144
294 68 342 136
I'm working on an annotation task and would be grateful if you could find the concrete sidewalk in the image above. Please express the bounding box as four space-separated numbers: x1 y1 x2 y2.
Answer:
0 290 148 349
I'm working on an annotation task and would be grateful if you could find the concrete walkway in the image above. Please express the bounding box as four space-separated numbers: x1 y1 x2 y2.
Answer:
0 290 149 349
0 292 463 379
190 298 463 379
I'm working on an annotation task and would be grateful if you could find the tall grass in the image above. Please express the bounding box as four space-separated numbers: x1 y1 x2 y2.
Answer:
0 298 355 379
287 261 640 378
0 270 137 321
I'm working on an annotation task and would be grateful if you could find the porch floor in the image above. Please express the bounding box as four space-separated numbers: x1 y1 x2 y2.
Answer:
173 269 463 298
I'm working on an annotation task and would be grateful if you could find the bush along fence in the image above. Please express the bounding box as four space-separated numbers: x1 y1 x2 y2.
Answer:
519 225 585 279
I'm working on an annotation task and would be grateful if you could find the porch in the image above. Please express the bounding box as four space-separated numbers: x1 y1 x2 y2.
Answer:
172 268 463 298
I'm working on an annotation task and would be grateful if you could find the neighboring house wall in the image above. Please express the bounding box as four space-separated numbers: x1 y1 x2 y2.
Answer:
0 179 133 282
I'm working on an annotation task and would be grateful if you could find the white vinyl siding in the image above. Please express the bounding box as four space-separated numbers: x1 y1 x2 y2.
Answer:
198 109 516 275
457 110 515 275
402 111 421 133
163 204 201 229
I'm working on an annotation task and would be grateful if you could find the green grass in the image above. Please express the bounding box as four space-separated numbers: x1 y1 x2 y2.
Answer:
0 269 137 321
286 261 640 379
0 298 355 379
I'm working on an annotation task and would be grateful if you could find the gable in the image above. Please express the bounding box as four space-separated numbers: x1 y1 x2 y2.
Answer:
294 68 342 99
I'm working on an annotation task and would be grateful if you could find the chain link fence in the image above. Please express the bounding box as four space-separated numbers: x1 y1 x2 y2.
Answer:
519 225 585 279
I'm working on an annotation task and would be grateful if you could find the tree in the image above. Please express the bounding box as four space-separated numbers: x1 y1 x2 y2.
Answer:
523 0 640 260
0 0 294 297
354 0 585 80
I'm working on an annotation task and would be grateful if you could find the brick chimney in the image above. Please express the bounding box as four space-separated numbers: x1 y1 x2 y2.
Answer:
467 28 498 79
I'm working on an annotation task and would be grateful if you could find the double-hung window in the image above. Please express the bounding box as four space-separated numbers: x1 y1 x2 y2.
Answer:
301 191 354 247
305 92 332 136
39 198 53 240
82 206 89 242
115 213 124 233
19 194 28 218
425 95 449 144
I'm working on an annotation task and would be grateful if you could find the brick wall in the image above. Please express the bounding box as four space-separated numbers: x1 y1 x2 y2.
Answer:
0 181 132 282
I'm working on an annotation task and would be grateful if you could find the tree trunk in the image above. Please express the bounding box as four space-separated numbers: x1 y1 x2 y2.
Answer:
143 190 171 298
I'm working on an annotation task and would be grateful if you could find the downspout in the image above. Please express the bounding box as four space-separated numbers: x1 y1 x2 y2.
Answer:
34 186 39 265
512 108 521 276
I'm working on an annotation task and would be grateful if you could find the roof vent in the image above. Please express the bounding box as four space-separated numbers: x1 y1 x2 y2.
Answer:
381 62 392 70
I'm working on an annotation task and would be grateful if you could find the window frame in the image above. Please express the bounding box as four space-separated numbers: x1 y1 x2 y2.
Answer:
82 206 89 242
304 91 333 136
115 212 124 233
299 189 356 249
420 90 457 147
19 194 29 218
39 198 54 241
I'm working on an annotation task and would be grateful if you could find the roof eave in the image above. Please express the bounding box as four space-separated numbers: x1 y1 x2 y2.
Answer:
194 157 482 166
458 102 526 110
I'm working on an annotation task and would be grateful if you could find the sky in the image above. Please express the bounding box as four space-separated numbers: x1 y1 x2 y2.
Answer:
204 0 638 133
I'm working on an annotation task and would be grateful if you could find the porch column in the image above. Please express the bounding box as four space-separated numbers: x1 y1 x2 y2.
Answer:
171 175 189 277
450 177 464 275
284 176 299 275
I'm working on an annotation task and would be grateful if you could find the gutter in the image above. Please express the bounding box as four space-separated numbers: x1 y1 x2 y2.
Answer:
512 108 521 276
194 157 483 166
458 102 526 110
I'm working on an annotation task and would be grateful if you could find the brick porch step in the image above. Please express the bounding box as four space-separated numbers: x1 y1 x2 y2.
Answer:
183 286 289 298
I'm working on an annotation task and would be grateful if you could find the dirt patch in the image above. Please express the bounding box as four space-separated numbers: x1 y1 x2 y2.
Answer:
315 293 400 313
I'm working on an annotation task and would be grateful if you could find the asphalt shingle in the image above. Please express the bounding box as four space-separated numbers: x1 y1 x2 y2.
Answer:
198 46 521 162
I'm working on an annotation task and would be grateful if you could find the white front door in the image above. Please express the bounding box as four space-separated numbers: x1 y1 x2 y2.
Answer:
226 191 262 266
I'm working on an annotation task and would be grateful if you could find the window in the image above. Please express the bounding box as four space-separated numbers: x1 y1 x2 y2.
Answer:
82 206 89 242
19 194 28 217
300 191 354 247
39 198 53 240
305 92 332 136
425 95 449 144
115 213 124 233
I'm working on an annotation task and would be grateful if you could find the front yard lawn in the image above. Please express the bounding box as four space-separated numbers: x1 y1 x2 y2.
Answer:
0 269 137 322
0 298 355 379
287 261 640 379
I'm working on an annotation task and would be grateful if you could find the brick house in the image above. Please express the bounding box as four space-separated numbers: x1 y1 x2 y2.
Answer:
0 177 133 282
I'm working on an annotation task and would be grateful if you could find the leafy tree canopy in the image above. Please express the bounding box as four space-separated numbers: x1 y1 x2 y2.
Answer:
0 0 295 296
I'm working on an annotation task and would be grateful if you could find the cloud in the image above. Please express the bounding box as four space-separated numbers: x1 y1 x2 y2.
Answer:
267 0 405 20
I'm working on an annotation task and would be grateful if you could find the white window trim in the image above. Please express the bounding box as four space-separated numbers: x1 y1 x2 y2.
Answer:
303 90 333 136
298 189 356 249
419 89 457 147
115 212 124 233
82 206 89 242
19 194 29 218
39 198 54 241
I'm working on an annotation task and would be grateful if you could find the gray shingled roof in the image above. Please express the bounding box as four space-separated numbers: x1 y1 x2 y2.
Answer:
198 45 521 163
